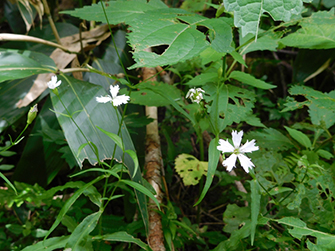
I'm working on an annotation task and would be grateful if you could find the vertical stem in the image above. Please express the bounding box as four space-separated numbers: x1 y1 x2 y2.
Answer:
41 0 61 44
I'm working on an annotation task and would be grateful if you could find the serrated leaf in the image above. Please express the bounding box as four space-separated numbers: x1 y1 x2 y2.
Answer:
61 1 233 68
174 154 208 186
281 10 335 49
224 0 303 37
247 128 295 151
283 85 335 128
229 71 276 89
272 216 335 249
205 83 260 131
0 49 55 83
285 126 311 149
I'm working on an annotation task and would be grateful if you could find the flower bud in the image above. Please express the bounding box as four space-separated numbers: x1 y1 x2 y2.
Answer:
27 104 38 124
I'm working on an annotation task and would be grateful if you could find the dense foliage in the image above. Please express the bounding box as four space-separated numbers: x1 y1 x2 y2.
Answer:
1 0 335 250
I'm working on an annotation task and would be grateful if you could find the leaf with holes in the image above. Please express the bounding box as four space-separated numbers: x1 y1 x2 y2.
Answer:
175 154 208 186
281 10 335 49
61 0 234 68
223 0 304 37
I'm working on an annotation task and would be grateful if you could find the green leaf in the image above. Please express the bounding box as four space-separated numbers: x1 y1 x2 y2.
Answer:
126 81 181 107
0 49 55 83
44 176 104 240
317 149 333 160
66 211 102 251
281 10 335 49
185 72 217 86
96 231 152 251
50 75 149 234
0 172 17 194
224 0 303 37
174 154 208 186
21 236 69 251
62 1 217 68
195 137 220 206
70 168 120 179
283 85 335 128
229 71 276 89
121 179 160 210
285 126 311 149
272 217 335 249
240 30 282 54
250 179 261 245
125 149 139 178
247 128 295 151
96 126 124 151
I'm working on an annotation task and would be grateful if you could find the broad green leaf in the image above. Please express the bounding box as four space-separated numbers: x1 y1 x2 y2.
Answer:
0 49 55 83
224 0 303 37
229 71 276 89
240 30 282 54
96 231 152 251
247 128 295 151
21 236 69 251
272 217 335 249
44 175 104 240
174 154 208 186
285 127 311 149
195 137 220 206
62 1 232 68
250 179 261 245
125 81 181 107
121 179 160 210
205 83 262 131
135 82 195 125
283 85 335 128
223 204 250 233
61 0 166 24
66 211 102 251
185 72 217 86
281 10 335 49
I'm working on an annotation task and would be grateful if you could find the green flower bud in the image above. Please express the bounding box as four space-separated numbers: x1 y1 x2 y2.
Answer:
27 104 38 124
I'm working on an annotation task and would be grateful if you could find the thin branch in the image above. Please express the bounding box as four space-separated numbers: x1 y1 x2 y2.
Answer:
0 33 77 54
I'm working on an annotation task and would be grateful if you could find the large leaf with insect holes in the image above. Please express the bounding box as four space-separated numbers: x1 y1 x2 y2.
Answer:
50 75 149 236
223 0 306 38
283 85 335 128
174 154 208 186
61 0 233 68
281 10 335 49
0 49 55 83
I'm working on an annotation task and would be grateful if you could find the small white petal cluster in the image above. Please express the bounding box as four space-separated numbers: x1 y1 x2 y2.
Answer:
47 75 61 89
96 85 130 107
186 88 205 104
217 130 259 173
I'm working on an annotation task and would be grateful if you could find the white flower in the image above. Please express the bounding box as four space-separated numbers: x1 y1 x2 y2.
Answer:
217 130 259 173
186 88 205 104
96 85 130 106
47 75 61 89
